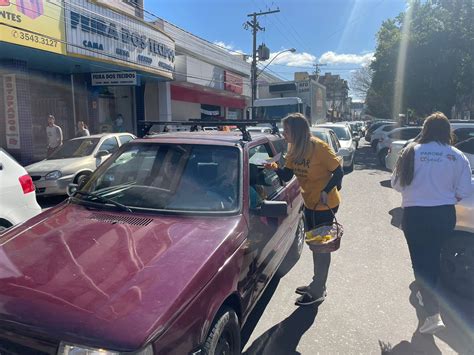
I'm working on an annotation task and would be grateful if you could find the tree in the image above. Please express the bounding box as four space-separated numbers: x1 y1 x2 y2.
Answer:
350 66 373 100
367 0 473 119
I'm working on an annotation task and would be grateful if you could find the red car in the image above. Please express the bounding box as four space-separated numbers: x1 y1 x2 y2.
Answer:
0 130 304 354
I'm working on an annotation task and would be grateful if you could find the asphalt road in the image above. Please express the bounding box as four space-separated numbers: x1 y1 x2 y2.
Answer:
241 141 474 355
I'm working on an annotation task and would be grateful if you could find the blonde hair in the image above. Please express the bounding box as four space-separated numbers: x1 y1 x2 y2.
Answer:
282 113 312 163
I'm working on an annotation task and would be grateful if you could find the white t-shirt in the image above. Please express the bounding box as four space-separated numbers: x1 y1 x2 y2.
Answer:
391 142 473 207
46 124 63 149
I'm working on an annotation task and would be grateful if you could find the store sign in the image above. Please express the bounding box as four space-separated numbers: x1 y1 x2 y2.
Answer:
65 0 175 78
91 71 138 86
224 71 243 94
3 74 20 149
0 0 65 54
297 81 310 93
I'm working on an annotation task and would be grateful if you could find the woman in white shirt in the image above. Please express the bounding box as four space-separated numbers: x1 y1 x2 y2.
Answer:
392 112 472 334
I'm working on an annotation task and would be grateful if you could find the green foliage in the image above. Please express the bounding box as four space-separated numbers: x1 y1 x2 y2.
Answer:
367 0 473 119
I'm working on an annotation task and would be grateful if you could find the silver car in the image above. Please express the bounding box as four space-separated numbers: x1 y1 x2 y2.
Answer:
310 127 351 169
26 133 135 196
317 124 356 172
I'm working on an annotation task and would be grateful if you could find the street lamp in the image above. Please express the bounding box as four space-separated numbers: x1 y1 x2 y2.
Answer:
251 48 296 119
257 48 296 78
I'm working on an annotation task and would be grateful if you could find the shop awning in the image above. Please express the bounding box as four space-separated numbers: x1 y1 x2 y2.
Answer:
171 84 247 109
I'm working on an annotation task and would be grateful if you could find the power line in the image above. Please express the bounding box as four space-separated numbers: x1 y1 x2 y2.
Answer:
261 0 314 56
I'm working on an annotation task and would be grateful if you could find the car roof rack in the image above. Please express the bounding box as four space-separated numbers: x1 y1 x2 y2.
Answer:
137 119 281 142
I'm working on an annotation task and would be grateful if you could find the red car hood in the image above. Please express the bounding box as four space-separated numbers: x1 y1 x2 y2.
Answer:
0 203 245 350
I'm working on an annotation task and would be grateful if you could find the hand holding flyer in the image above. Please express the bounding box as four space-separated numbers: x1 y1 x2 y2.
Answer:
255 153 281 166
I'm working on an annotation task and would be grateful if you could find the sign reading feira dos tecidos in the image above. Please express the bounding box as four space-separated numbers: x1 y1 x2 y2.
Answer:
65 0 175 78
0 0 65 54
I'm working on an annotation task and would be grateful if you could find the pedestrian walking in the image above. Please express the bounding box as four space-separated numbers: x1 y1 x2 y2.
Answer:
76 121 90 137
46 114 63 156
391 112 472 334
114 114 125 132
265 113 344 306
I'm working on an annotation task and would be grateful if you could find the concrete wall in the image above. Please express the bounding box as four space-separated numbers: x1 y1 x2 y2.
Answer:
144 82 160 120
171 100 200 121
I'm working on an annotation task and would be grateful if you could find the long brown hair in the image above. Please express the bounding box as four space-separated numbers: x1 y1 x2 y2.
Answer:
394 112 452 187
282 113 312 163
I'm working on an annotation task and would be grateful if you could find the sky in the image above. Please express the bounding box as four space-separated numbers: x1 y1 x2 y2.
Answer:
146 0 407 98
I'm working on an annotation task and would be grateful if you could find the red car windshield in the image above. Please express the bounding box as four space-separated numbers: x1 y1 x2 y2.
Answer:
80 143 241 213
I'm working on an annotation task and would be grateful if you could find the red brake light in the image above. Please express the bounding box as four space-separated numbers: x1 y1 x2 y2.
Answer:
19 174 35 194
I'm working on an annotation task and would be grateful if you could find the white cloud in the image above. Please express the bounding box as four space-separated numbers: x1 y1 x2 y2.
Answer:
213 41 245 54
319 51 374 65
261 51 317 68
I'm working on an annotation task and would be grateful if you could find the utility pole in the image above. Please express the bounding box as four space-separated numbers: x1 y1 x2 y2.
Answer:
312 63 327 79
245 8 280 119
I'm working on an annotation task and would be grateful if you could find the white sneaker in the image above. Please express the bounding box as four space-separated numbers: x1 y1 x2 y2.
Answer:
419 313 445 334
416 291 424 307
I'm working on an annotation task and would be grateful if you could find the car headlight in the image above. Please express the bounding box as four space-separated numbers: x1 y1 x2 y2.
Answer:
45 170 62 180
58 343 153 355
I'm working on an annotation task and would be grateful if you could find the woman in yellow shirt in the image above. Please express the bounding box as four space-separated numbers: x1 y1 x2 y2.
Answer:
266 113 344 306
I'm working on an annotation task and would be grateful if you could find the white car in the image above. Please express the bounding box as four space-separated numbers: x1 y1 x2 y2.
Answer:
440 177 474 298
385 124 474 172
310 127 351 169
317 124 356 172
370 123 399 150
0 149 42 233
26 133 135 197
385 140 408 172
376 127 422 166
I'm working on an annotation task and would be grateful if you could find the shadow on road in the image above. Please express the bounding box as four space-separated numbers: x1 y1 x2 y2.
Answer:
379 179 392 188
388 207 403 229
354 144 388 172
37 195 67 210
243 304 319 355
379 282 474 354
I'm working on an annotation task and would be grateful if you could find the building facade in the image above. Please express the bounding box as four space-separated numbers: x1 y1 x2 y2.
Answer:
318 72 350 121
155 20 251 124
258 71 327 124
1 0 175 164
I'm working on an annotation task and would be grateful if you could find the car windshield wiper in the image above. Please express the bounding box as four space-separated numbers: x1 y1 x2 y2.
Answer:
73 190 133 212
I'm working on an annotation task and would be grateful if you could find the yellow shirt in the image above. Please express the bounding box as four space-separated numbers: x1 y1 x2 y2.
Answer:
286 137 341 211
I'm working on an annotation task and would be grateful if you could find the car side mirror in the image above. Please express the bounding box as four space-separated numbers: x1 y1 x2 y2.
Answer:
67 183 78 197
338 148 351 157
95 150 110 158
255 200 288 218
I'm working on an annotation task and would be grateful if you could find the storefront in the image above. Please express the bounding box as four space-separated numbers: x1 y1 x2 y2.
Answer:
65 0 175 135
160 21 250 124
1 0 175 164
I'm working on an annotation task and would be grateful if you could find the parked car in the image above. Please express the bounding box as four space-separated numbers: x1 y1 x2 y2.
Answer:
26 133 135 197
376 127 422 166
365 121 395 142
246 125 273 134
386 124 474 172
370 123 399 150
0 148 42 233
440 176 474 298
310 127 350 168
318 123 356 172
346 122 361 148
0 129 305 354
385 140 410 172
